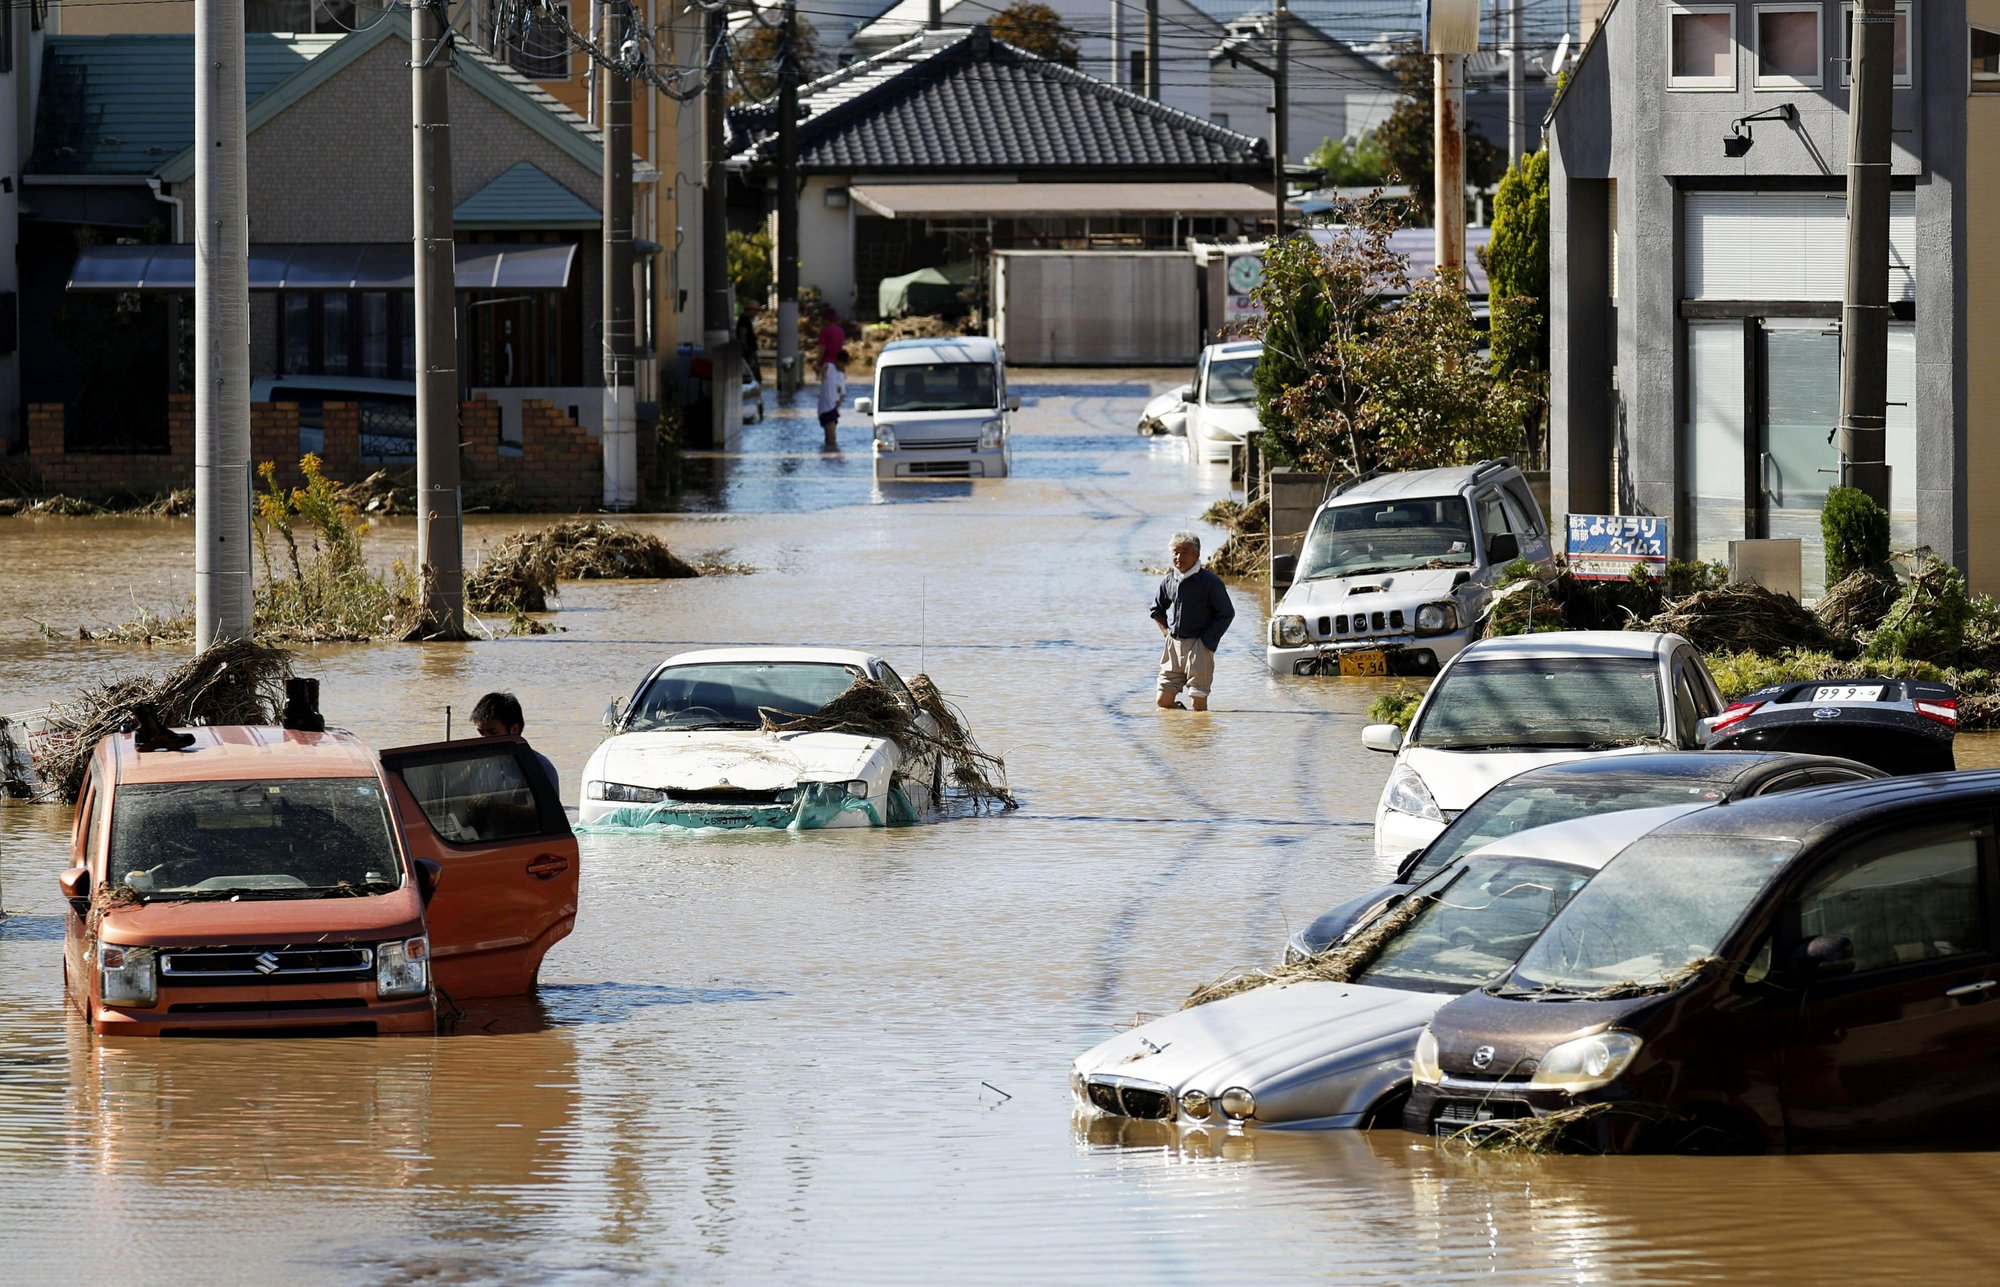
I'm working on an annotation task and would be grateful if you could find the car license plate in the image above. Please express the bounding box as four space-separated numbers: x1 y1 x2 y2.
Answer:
1812 684 1883 702
1340 651 1389 678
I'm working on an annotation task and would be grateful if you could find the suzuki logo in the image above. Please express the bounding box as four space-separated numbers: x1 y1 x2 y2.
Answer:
1471 1045 1496 1070
253 952 281 975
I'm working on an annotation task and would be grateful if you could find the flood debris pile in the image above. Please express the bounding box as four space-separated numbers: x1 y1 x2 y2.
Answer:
759 675 1017 812
1639 583 1844 657
1197 498 1269 580
1180 895 1433 1009
34 640 293 803
466 520 701 614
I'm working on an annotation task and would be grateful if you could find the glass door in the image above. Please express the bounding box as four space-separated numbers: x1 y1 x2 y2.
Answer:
1758 321 1843 597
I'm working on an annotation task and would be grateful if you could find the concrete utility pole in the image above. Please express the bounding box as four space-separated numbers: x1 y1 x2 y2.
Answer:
602 0 638 509
412 0 464 635
1435 52 1467 277
1272 0 1288 236
1506 0 1524 162
1145 0 1160 100
776 0 801 399
194 0 253 650
1111 0 1124 87
704 2 741 447
1838 0 1895 507
927 0 940 30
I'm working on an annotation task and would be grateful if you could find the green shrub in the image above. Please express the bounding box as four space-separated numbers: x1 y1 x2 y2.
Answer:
1822 486 1890 584
1866 556 1970 664
1367 684 1424 731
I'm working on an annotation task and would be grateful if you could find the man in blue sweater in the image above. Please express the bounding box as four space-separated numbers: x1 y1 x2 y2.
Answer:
1151 531 1236 711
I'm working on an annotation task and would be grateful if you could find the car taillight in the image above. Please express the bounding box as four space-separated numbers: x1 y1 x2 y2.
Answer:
1708 700 1762 735
1916 699 1958 727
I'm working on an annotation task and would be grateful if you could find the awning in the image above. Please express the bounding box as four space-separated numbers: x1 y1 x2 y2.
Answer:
67 242 579 291
848 182 1287 220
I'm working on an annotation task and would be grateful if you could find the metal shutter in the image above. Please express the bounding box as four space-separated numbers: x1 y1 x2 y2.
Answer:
1683 191 1916 301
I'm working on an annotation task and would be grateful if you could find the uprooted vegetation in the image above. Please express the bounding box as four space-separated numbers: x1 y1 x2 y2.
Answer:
758 675 1018 812
1180 895 1432 1008
464 519 735 614
1197 498 1270 580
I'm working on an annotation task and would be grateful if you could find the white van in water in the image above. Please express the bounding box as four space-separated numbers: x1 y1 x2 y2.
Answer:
856 337 1016 479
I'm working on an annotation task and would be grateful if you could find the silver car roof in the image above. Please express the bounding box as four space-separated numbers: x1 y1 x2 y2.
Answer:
1458 802 1711 874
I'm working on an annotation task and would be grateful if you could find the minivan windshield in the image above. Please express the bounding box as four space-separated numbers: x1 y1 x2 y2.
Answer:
1355 856 1595 993
1503 835 1797 996
1414 657 1666 750
110 778 401 900
625 661 866 731
1407 773 1730 884
877 362 997 412
1300 497 1476 579
1203 356 1259 405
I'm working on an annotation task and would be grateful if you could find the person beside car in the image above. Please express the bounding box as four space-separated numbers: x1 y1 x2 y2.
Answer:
472 691 561 797
1151 532 1235 712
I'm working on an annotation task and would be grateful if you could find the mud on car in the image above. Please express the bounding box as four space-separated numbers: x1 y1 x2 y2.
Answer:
62 718 577 1036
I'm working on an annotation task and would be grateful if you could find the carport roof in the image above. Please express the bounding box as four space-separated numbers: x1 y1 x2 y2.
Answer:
850 181 1284 219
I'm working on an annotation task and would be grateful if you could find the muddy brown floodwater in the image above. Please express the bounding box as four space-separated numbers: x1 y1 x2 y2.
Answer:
6 372 2000 1283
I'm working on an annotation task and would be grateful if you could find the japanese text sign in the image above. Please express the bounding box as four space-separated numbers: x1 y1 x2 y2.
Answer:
1567 513 1668 581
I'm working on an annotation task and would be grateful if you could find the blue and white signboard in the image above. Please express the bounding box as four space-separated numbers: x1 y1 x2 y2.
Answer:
1567 514 1669 581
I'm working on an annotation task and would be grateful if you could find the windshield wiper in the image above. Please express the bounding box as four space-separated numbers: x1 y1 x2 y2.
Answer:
678 720 758 731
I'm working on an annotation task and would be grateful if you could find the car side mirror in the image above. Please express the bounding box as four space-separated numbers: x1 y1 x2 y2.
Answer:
1173 382 1192 402
1792 934 1855 981
59 866 90 918
1694 716 1716 746
1393 847 1426 882
415 857 443 906
854 396 874 416
602 699 624 732
1271 551 1297 585
1362 723 1404 754
1006 394 1021 412
1159 410 1189 436
1486 532 1520 564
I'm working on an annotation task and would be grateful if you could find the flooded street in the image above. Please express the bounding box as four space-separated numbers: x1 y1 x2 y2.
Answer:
6 371 2000 1283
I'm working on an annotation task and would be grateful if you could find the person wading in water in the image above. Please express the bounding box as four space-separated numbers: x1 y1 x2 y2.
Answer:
1150 532 1235 711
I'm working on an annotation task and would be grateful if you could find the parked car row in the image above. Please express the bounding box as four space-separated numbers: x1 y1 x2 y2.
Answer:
1074 625 1986 1153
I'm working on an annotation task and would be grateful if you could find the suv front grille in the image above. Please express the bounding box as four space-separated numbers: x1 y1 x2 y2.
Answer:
1319 609 1408 639
159 945 374 986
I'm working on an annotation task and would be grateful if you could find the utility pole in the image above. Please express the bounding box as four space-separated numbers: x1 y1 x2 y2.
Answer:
1435 52 1467 277
412 0 463 635
927 0 940 30
602 0 637 509
776 0 801 400
1145 0 1159 100
1507 0 1524 162
193 0 252 649
704 1 741 447
1838 0 1895 507
1272 0 1288 236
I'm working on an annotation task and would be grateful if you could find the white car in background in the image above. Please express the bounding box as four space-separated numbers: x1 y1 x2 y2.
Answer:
582 647 939 830
1140 340 1262 462
1360 630 1723 859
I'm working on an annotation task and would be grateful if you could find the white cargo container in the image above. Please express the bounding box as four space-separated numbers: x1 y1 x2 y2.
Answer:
991 251 1197 366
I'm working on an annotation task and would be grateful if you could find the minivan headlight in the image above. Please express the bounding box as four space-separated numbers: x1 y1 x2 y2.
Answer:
1412 1028 1443 1085
875 425 898 451
1530 1031 1643 1093
1272 614 1309 647
1384 762 1443 821
1415 602 1458 635
99 943 157 1006
978 418 1004 449
376 936 430 999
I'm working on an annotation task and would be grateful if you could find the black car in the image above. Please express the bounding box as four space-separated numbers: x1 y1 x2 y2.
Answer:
1287 752 1883 962
1701 677 1957 774
1405 770 2000 1152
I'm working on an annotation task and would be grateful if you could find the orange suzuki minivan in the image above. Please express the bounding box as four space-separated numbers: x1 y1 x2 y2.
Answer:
61 721 577 1036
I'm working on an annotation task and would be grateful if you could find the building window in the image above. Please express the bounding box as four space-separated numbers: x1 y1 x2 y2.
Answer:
1842 3 1912 88
1211 112 1230 130
1755 5 1823 88
1669 5 1736 90
1974 27 2000 91
506 2 571 81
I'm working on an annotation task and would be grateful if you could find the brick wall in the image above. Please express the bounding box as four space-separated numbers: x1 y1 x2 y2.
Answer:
460 395 608 510
27 395 195 498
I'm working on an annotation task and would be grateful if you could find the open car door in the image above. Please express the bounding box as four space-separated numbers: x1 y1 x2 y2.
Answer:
379 737 578 1001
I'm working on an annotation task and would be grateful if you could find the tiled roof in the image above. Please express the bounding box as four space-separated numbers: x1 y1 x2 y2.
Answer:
30 34 345 175
729 27 1266 172
455 161 601 227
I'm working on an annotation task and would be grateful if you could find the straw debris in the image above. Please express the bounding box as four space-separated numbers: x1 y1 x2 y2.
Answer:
758 675 1017 811
1198 498 1269 580
1181 894 1432 1008
35 640 293 803
1816 565 1900 637
1640 583 1844 656
466 519 701 614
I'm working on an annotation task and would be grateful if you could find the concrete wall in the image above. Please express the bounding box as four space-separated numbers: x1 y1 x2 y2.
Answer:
54 0 192 33
1968 0 2000 593
795 175 857 318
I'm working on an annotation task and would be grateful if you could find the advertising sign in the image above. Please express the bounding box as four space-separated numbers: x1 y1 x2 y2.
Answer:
1566 514 1668 581
1424 0 1482 53
1223 252 1265 324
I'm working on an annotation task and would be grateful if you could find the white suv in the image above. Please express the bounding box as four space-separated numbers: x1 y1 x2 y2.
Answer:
1267 459 1553 677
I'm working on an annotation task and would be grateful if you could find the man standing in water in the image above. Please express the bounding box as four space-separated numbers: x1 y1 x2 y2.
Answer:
1150 532 1234 711
472 691 562 796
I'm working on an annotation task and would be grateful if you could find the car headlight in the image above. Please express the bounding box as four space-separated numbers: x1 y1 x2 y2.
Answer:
588 781 666 803
1179 1089 1213 1121
1415 602 1458 635
1218 1086 1256 1120
1272 614 1309 648
1529 1031 1643 1093
376 936 430 999
875 425 897 451
1383 762 1443 822
1071 1069 1087 1104
978 418 1004 449
1411 1028 1443 1085
98 943 157 1006
810 779 871 798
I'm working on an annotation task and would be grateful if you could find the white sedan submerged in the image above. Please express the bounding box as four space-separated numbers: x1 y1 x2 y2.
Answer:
580 647 939 830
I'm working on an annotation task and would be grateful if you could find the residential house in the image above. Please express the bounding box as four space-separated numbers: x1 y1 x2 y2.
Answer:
725 25 1271 321
1545 0 1987 597
0 0 47 450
